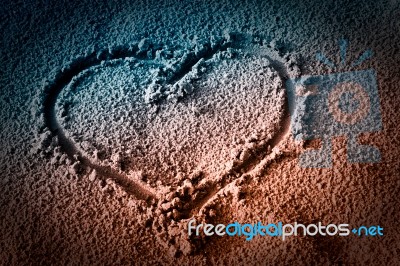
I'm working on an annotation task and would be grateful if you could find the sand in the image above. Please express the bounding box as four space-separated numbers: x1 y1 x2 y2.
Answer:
1 0 399 264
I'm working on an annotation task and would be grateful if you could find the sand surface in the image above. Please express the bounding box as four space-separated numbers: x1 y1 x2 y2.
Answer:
1 0 399 264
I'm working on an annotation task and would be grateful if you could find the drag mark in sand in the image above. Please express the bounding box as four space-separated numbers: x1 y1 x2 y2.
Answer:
41 34 294 217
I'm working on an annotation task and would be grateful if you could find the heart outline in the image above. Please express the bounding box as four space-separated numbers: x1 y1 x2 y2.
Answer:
40 33 293 219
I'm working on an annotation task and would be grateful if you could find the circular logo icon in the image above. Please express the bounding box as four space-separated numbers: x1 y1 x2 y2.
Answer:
327 82 370 125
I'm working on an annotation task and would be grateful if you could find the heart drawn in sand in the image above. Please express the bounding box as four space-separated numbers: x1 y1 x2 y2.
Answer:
42 34 292 220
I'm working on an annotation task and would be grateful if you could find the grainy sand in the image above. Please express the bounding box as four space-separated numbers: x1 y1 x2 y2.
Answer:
1 0 399 264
